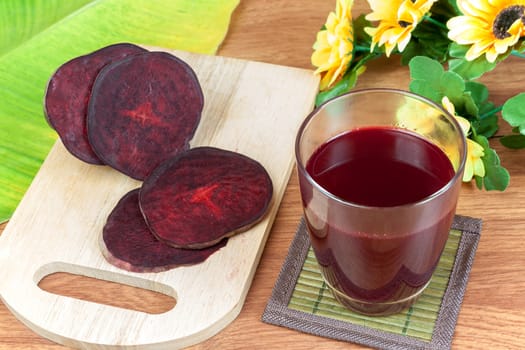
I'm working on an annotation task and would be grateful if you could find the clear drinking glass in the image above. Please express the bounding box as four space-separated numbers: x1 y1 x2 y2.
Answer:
295 89 466 316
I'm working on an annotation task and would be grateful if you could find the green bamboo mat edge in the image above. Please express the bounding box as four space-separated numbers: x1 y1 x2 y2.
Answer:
262 215 482 350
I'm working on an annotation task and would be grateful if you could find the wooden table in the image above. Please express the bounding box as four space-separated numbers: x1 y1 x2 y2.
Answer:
1 1 524 348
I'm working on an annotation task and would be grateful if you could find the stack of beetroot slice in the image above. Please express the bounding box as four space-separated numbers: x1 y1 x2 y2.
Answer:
44 43 147 165
103 147 273 272
44 43 274 273
45 43 203 180
100 188 229 273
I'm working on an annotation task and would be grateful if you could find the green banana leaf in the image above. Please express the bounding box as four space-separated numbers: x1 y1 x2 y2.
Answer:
0 0 239 223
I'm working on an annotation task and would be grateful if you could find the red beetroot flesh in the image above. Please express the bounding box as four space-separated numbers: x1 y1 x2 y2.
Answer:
87 51 204 180
139 147 273 249
101 189 227 273
44 43 147 164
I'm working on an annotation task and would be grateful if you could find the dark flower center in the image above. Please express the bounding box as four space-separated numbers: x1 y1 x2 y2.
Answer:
493 5 525 39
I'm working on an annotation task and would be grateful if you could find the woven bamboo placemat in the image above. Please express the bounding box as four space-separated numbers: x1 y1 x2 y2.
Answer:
262 215 482 350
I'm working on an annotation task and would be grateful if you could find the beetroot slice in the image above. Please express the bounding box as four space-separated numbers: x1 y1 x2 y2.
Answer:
139 147 273 249
87 51 204 180
44 43 147 164
101 189 227 273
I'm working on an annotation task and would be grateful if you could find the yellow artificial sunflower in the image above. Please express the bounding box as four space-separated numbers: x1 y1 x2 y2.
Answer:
364 0 438 57
311 0 354 90
441 97 486 182
447 0 525 62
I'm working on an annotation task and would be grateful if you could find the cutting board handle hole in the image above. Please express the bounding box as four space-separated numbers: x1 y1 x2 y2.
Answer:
36 263 177 315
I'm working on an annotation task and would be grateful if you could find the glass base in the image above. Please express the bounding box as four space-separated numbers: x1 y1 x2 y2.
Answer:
323 277 431 317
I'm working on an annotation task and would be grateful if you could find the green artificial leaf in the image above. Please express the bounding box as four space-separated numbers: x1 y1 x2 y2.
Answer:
350 15 382 70
473 134 510 191
502 93 525 132
409 56 468 106
478 101 498 119
432 0 461 17
408 56 502 139
401 20 450 64
400 41 426 65
408 80 441 102
465 81 489 104
315 67 360 106
460 91 480 117
470 100 500 137
445 0 461 15
440 71 465 102
409 56 444 102
472 113 499 138
409 56 444 81
448 43 497 80
353 14 372 47
0 0 239 222
500 134 525 149
474 174 483 189
481 155 511 191
444 92 479 121
448 43 468 58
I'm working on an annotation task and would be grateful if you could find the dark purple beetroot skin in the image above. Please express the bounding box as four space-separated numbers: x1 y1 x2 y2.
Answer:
139 147 273 249
44 43 147 164
101 189 227 273
87 51 204 180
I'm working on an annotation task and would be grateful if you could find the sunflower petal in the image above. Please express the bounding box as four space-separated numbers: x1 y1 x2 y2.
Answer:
365 0 436 55
485 47 499 62
464 138 486 181
395 30 412 52
311 0 354 90
448 17 491 43
463 159 474 181
449 0 525 62
465 40 492 61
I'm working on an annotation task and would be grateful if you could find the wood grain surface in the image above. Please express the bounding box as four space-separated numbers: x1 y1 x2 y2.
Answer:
1 0 525 349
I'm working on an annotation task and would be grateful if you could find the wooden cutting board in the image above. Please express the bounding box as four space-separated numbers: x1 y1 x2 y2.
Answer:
0 48 319 349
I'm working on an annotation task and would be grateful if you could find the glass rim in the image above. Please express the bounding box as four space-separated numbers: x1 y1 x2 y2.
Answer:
295 88 467 210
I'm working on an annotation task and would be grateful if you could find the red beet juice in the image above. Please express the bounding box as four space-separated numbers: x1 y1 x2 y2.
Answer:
302 126 457 315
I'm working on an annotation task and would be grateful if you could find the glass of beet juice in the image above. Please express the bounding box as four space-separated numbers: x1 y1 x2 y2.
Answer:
295 89 466 316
